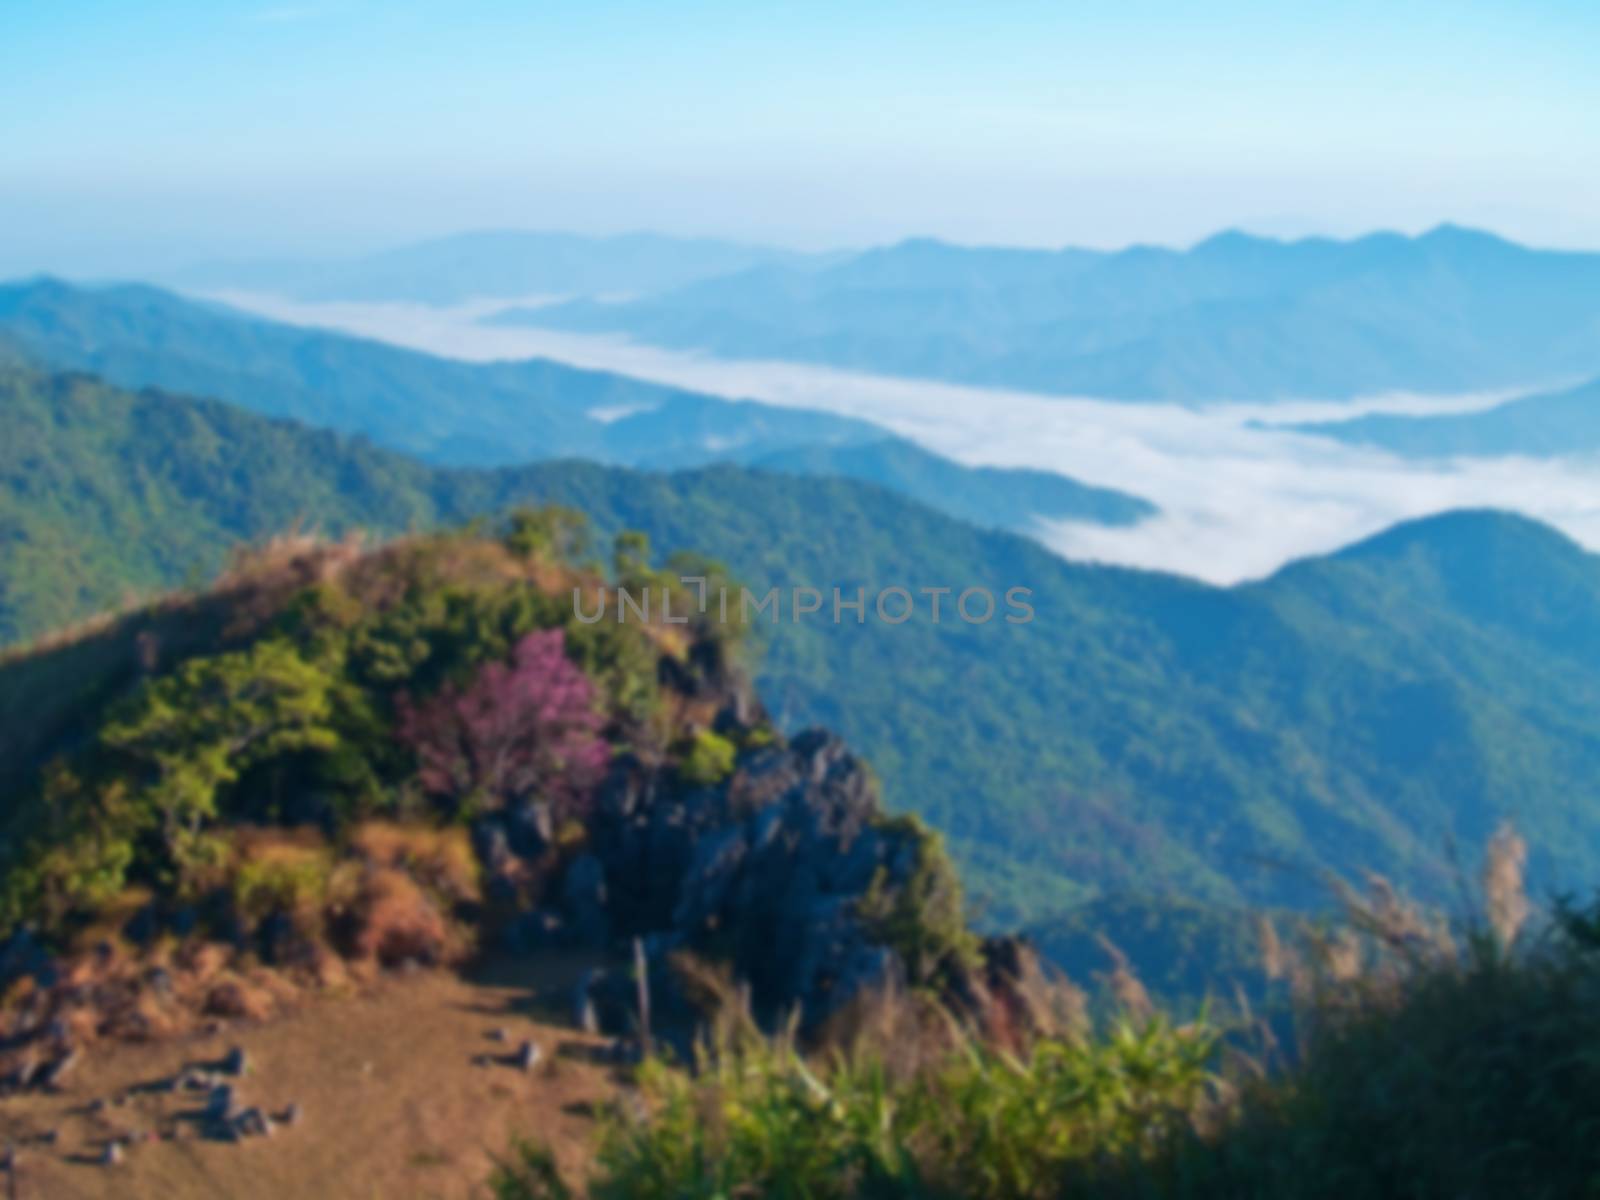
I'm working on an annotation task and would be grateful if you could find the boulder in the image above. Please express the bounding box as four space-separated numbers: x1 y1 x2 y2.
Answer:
572 968 600 1035
471 816 514 875
38 1047 79 1091
0 929 56 992
204 1083 236 1121
220 1046 248 1077
506 800 555 858
560 854 609 947
233 1107 274 1138
508 724 964 1045
501 909 564 953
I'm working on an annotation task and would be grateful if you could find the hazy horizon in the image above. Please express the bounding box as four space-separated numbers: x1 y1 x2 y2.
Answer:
6 217 1592 292
4 2 1596 275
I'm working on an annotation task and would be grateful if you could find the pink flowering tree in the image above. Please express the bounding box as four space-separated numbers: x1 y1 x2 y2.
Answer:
396 629 609 821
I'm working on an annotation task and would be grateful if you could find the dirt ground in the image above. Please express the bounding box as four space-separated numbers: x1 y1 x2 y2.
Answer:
0 952 623 1199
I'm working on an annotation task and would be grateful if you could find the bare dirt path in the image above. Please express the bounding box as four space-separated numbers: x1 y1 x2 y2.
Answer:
0 953 620 1199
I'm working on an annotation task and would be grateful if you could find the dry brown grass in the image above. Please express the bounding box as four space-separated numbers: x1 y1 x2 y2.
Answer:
344 867 461 968
346 820 480 905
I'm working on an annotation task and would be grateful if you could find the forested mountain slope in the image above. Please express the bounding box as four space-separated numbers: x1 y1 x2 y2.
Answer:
5 366 1600 923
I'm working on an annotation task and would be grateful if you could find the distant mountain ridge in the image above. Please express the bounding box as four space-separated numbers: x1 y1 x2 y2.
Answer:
167 230 824 304
750 439 1153 531
494 225 1600 402
0 278 1153 537
7 363 1600 928
1286 375 1600 458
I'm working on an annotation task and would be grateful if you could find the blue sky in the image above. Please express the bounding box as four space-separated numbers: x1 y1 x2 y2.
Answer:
2 0 1597 272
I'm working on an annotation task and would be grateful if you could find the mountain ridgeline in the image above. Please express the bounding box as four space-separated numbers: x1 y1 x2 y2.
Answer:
1288 375 1600 459
495 225 1600 402
0 279 1154 539
5 364 1600 929
167 229 822 304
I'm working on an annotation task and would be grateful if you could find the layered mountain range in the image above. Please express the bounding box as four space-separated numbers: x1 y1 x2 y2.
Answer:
0 279 1151 539
489 226 1600 402
6 363 1600 932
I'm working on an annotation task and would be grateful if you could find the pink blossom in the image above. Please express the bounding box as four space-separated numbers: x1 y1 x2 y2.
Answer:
397 629 608 819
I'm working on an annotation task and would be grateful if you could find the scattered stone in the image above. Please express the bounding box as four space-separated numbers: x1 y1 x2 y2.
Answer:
279 1102 302 1128
573 969 600 1034
488 1027 509 1043
35 1129 57 1146
204 1083 236 1121
100 1140 123 1167
181 1068 215 1091
233 1107 275 1138
608 1039 643 1066
220 1045 249 1076
5 1053 41 1092
88 1098 107 1114
513 1039 541 1070
38 1047 80 1091
146 966 175 999
0 929 58 994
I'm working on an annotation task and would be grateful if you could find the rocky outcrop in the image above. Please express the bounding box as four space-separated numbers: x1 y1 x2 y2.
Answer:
493 723 947 1041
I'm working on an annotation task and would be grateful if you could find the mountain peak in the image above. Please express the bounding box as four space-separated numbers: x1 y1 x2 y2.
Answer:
1415 222 1518 253
1334 508 1582 563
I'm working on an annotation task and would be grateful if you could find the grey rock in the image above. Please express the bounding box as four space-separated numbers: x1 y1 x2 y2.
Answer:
502 909 564 953
38 1047 79 1091
0 929 56 993
471 816 514 874
204 1084 236 1120
572 969 600 1034
6 1054 42 1092
233 1106 274 1138
560 854 609 947
513 1040 541 1070
507 800 555 858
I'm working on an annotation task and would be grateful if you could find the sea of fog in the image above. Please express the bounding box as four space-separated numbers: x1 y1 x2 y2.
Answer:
206 291 1600 585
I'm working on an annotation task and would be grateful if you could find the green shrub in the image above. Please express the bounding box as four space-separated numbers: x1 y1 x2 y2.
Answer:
229 834 336 932
1140 911 1600 1199
493 1016 1216 1200
859 815 980 986
678 729 738 787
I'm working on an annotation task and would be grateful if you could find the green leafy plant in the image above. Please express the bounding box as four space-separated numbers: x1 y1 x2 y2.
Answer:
678 729 738 787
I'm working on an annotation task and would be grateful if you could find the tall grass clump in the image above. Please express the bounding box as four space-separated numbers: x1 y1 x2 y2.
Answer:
1138 824 1600 1199
494 977 1217 1200
496 827 1600 1199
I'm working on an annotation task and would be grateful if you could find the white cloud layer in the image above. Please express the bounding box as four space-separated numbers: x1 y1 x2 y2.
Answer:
205 291 1600 585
